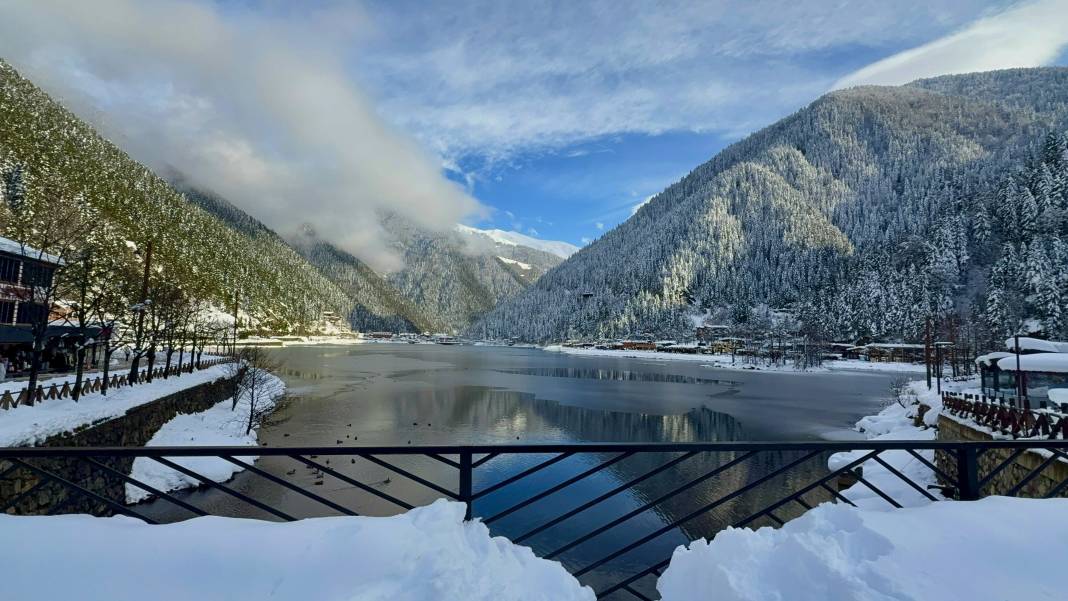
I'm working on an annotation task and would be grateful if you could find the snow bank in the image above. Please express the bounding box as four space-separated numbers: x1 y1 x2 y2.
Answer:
0 364 233 447
0 499 594 601
827 379 960 508
658 496 1068 601
126 370 285 503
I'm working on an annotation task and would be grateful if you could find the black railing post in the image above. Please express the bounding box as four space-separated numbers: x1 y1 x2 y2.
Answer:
956 446 980 500
459 449 473 520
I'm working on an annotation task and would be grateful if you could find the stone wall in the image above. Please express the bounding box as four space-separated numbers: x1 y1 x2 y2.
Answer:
936 415 1068 499
0 375 236 516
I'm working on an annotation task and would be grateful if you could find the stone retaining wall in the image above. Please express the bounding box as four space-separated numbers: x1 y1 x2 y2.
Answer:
0 375 237 516
936 415 1068 499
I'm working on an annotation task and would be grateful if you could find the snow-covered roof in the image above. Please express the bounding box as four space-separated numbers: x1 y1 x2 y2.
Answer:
0 236 64 266
1004 337 1068 353
996 353 1068 373
975 351 1014 366
1050 389 1068 404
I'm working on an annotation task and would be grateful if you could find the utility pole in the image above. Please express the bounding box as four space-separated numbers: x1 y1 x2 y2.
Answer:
231 286 239 357
924 318 932 390
1014 333 1027 410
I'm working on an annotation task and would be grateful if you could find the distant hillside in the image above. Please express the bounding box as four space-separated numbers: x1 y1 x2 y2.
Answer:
289 225 434 333
0 59 349 332
175 178 567 334
476 67 1068 343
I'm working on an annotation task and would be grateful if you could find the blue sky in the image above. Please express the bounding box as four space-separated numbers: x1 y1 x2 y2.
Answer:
345 0 1068 246
2 0 1067 262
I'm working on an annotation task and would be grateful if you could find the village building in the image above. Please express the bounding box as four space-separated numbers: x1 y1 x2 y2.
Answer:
976 337 1068 409
0 236 99 381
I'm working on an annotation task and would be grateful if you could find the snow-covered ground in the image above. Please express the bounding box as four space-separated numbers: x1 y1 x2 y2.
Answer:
126 370 286 503
657 496 1068 601
0 499 594 601
0 363 234 447
659 374 1068 599
543 344 926 374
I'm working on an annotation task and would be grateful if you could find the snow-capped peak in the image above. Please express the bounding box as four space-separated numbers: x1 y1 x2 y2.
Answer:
455 225 579 259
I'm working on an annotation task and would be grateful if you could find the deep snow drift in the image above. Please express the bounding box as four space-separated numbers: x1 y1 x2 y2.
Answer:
126 369 286 503
0 499 594 601
657 496 1068 601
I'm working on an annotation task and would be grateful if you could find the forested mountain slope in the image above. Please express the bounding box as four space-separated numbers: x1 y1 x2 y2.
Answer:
476 68 1068 343
379 214 565 333
290 224 436 333
0 60 349 332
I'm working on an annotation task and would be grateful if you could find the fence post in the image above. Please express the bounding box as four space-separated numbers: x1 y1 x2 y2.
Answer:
459 449 473 521
956 446 980 501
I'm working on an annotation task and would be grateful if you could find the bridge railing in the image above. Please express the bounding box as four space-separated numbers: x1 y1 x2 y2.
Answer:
2 440 1067 600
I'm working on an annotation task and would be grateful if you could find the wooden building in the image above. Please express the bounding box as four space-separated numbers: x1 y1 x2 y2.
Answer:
0 236 63 328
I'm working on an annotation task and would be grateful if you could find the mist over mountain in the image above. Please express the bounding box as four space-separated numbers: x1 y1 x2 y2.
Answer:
474 67 1068 344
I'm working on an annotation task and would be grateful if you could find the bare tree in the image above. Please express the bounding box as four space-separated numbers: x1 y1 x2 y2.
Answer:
226 346 280 435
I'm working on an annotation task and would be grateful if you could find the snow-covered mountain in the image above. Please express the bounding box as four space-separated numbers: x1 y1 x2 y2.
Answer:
455 225 579 259
474 67 1068 344
376 215 567 332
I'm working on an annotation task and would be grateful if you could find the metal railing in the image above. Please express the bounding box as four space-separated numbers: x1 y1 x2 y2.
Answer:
2 440 1067 600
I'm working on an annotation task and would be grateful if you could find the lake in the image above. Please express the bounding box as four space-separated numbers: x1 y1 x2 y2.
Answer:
142 343 903 597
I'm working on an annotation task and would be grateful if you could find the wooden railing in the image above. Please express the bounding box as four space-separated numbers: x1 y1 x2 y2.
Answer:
942 392 1068 439
0 357 233 411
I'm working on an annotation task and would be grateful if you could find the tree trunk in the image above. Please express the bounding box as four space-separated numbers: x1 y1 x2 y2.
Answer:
147 346 156 382
245 374 256 435
72 345 86 401
164 348 174 379
128 352 141 386
102 347 112 396
26 332 44 406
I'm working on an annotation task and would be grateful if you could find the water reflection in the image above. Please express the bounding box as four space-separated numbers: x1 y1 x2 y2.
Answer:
492 367 740 387
138 345 882 597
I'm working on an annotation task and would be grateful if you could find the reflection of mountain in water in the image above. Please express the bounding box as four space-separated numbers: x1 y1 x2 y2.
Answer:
375 386 745 443
493 367 740 387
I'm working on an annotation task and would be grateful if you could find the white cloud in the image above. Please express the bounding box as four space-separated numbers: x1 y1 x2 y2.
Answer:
595 222 604 230
581 237 593 245
355 0 999 162
0 0 484 269
834 0 1068 89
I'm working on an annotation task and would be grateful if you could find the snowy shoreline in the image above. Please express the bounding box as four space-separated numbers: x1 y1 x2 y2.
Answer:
126 369 286 503
543 344 927 375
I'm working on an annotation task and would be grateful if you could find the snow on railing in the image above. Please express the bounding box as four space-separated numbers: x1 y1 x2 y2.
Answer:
0 358 234 411
942 392 1068 440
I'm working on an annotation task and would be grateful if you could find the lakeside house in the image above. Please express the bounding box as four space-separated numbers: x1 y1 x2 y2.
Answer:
0 237 93 379
976 337 1068 409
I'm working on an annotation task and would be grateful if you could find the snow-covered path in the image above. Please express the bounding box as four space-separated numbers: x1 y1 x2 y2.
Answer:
0 364 234 447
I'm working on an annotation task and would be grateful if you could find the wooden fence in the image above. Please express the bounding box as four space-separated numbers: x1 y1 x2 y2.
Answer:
0 357 233 411
942 392 1068 439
